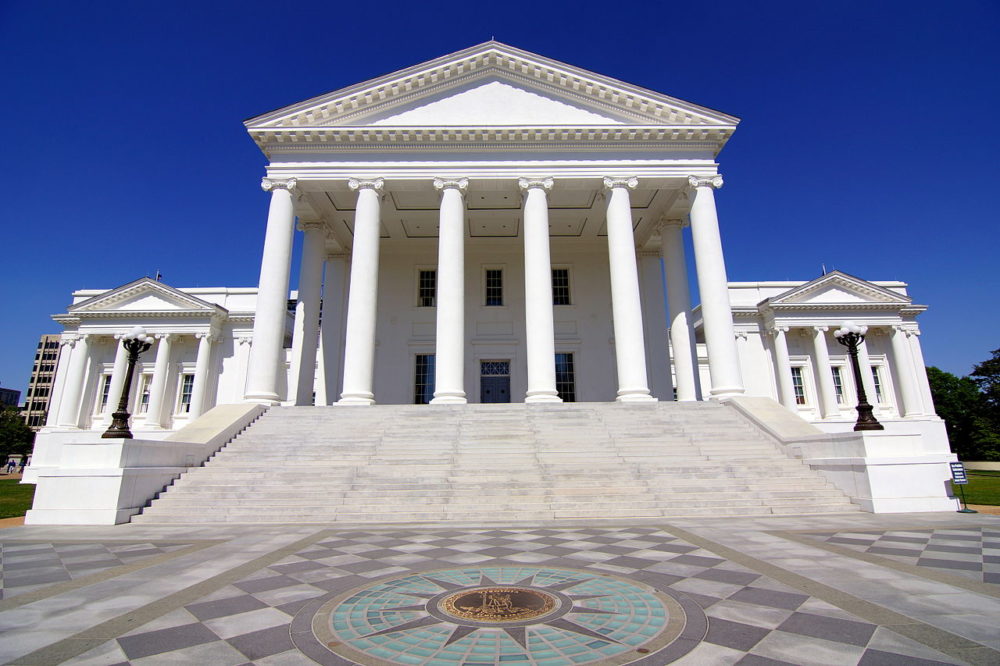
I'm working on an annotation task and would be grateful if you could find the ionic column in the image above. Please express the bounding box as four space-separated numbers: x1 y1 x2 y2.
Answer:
246 177 298 404
56 334 91 428
603 177 654 402
908 328 937 415
290 220 326 405
432 178 469 404
639 250 673 400
660 220 700 401
101 335 129 425
339 178 384 405
771 326 797 410
188 332 215 419
519 177 561 403
143 333 173 428
319 254 348 405
688 175 744 398
856 338 880 414
811 326 840 418
890 325 922 417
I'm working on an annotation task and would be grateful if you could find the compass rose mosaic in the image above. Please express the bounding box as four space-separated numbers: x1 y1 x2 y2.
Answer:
310 566 702 665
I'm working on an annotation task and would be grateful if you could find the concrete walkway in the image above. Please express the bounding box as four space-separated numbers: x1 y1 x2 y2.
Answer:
0 512 997 665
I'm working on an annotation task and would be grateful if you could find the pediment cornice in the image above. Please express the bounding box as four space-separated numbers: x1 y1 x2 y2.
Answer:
67 278 228 319
245 42 738 154
758 271 911 313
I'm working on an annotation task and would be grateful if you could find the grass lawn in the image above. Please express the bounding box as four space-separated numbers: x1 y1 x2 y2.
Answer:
0 479 35 519
955 470 1000 506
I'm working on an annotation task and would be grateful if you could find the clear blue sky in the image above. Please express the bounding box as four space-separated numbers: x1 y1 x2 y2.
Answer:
1 1 998 397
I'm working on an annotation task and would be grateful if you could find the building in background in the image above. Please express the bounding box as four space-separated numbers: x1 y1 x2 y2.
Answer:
0 385 20 408
21 335 62 429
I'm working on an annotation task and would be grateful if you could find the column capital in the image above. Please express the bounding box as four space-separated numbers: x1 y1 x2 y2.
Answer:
433 178 469 193
237 335 253 346
687 175 724 190
61 335 81 348
769 325 790 336
518 177 553 192
297 219 326 233
735 330 748 340
603 176 638 190
261 177 298 193
813 325 829 333
196 332 217 343
348 178 384 192
658 218 687 230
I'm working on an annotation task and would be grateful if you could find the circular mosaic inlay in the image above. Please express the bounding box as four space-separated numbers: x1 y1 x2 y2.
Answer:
310 566 700 666
441 586 557 623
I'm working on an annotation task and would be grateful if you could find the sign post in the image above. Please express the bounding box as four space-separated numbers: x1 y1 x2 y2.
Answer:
949 462 977 514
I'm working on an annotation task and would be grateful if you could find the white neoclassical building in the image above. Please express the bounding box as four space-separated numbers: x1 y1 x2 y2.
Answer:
26 43 953 522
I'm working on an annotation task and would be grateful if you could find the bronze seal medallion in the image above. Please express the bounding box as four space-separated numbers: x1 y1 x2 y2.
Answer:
441 586 556 623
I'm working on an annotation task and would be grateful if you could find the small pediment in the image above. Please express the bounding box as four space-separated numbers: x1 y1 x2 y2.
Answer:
246 42 738 131
69 278 224 316
766 271 910 308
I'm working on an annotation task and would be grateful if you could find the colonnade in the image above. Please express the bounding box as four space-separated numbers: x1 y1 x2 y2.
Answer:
246 175 747 406
51 331 217 430
769 324 933 417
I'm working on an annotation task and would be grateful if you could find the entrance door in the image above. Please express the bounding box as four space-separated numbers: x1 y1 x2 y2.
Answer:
480 360 511 403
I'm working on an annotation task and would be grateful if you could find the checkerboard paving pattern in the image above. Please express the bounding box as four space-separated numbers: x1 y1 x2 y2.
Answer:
802 527 1000 585
60 527 963 664
0 541 193 600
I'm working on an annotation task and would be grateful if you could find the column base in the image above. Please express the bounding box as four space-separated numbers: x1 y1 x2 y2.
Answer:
616 390 657 403
244 392 282 406
709 386 746 399
431 393 467 405
525 392 562 404
337 394 375 406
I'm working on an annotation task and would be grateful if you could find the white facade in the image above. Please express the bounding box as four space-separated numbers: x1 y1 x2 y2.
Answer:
26 42 955 519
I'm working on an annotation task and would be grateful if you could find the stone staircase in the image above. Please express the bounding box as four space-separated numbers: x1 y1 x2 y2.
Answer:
132 402 859 524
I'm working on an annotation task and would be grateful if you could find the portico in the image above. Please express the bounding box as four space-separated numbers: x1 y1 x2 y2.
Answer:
242 42 748 406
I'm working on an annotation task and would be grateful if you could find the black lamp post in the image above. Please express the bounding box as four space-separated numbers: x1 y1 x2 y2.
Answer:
102 326 154 439
834 321 884 432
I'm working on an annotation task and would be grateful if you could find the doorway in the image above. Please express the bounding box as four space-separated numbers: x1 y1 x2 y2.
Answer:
480 360 511 403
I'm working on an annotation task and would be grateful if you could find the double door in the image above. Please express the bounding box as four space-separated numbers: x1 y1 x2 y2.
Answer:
480 360 510 403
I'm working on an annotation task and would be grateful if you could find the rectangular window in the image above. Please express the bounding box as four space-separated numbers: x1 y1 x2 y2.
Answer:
831 366 846 404
485 269 503 306
414 354 435 404
99 375 112 412
137 374 152 413
552 268 571 306
178 374 194 413
790 367 807 405
418 269 436 307
871 365 885 404
555 353 576 402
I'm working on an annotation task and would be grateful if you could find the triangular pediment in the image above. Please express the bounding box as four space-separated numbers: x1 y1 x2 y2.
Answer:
766 271 911 307
69 278 224 316
246 42 739 131
365 79 625 126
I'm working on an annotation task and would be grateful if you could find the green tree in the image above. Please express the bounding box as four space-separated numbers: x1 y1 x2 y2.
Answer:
927 366 1000 461
970 348 1000 414
0 407 34 463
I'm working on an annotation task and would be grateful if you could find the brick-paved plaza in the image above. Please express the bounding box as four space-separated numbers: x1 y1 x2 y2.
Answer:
1 512 998 665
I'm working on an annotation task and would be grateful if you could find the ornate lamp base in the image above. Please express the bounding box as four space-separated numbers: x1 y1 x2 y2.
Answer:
853 403 884 431
102 411 134 439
